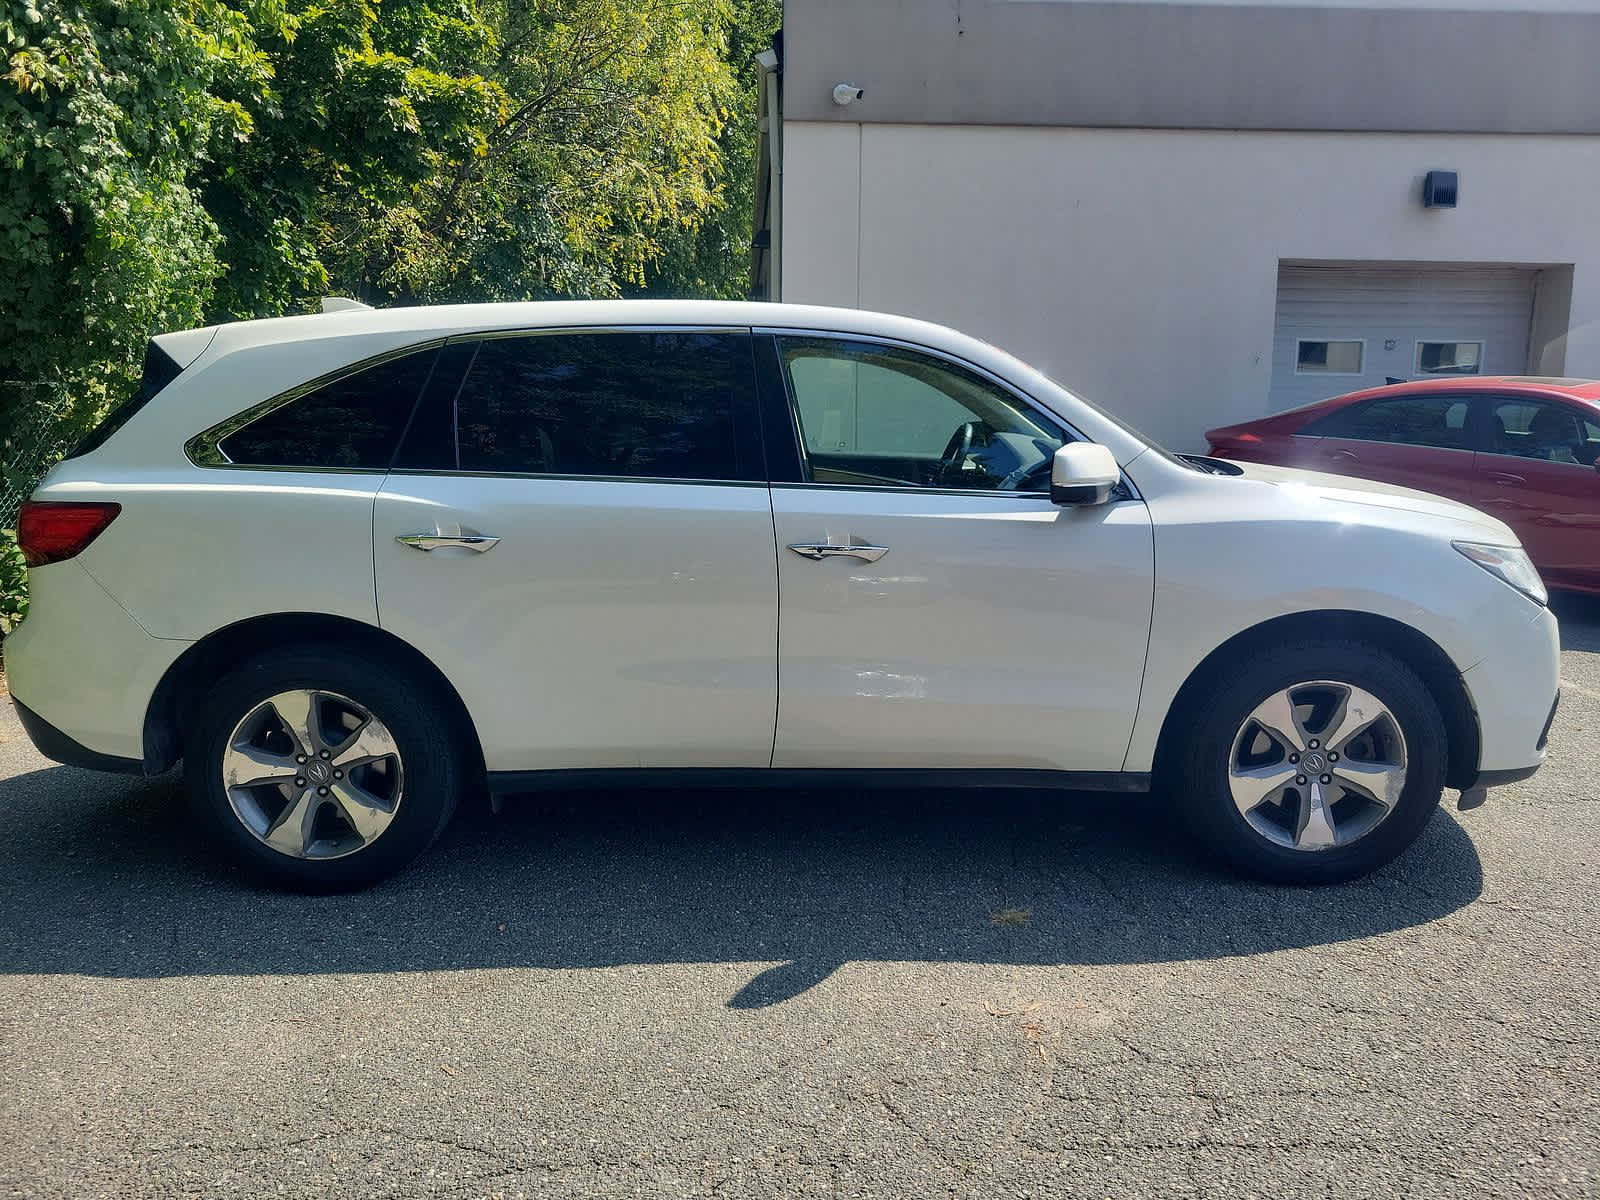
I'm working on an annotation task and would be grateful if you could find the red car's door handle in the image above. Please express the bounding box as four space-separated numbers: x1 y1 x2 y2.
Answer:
1488 471 1527 486
1326 449 1358 462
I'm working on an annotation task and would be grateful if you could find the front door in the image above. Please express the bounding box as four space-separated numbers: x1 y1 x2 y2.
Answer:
759 333 1154 773
1298 389 1482 504
373 329 778 771
1473 396 1600 592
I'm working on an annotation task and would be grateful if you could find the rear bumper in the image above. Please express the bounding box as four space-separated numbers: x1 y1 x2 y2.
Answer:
11 698 144 774
3 560 188 764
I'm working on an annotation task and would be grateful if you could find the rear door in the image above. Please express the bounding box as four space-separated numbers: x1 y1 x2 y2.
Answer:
1473 396 1600 592
373 328 778 772
1297 390 1481 504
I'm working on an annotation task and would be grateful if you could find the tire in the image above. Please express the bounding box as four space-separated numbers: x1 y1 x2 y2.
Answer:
1171 639 1447 885
185 644 464 891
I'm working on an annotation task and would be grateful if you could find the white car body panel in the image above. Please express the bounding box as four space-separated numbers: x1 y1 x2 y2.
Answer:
48 468 385 639
2 560 188 760
769 486 1153 770
1119 450 1555 774
373 474 779 770
7 299 1559 801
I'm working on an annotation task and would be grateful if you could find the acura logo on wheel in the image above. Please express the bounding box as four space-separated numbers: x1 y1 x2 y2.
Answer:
306 760 333 785
1301 751 1327 773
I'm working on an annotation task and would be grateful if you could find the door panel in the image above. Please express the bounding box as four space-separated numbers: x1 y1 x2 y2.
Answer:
1474 398 1600 591
770 488 1154 771
372 327 777 772
375 476 778 770
1299 391 1481 503
1311 439 1481 503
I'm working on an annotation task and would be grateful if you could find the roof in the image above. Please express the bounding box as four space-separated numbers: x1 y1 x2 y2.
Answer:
1338 375 1600 403
172 299 968 355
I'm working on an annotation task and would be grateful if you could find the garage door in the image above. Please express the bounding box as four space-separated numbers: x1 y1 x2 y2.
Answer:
1270 264 1535 411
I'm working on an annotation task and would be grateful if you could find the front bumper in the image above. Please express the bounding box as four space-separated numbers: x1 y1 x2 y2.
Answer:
1458 603 1561 793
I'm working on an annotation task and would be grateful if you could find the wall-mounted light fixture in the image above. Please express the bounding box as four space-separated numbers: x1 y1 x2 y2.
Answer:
1422 170 1458 209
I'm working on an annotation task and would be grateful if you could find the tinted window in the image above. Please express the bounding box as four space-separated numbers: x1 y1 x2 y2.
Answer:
392 341 479 471
777 337 1067 490
219 347 438 469
452 331 755 480
1488 398 1600 467
1305 394 1471 449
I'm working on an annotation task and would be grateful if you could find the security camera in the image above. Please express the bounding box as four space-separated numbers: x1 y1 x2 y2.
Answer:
832 83 865 106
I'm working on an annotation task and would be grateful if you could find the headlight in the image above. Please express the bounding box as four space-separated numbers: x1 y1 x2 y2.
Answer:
1453 541 1548 606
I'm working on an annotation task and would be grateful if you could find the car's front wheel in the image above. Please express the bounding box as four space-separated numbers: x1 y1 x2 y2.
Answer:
186 646 464 890
1173 640 1448 884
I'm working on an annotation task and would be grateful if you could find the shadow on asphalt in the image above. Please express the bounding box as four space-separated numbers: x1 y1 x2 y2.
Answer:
1552 590 1600 652
0 766 1482 1006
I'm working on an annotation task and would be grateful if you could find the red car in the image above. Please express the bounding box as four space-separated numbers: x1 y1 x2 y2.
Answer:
1207 377 1600 595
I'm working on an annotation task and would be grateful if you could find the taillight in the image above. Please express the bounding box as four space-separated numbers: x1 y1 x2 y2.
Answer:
16 501 122 567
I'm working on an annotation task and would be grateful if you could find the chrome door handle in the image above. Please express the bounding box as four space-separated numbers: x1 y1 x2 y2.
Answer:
787 542 888 563
1488 472 1526 486
396 533 501 553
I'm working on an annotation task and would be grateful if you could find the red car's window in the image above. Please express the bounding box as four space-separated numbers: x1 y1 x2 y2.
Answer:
1304 394 1471 450
1488 399 1600 467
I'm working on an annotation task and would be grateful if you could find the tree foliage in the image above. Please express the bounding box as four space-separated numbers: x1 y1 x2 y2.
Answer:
0 0 774 634
0 0 277 435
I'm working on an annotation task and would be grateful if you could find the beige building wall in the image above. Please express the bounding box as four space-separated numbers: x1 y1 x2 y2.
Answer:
781 122 1600 449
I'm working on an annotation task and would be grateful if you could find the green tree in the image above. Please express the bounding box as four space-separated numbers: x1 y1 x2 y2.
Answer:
0 0 275 432
637 0 779 299
201 0 501 317
317 0 742 303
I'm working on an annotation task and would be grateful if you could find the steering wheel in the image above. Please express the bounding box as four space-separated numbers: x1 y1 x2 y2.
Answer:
937 422 981 485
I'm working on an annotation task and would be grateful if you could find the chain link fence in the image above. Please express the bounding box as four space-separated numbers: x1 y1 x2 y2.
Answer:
2 382 73 532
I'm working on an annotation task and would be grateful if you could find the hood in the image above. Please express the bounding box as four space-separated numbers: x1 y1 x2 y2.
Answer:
1229 460 1519 544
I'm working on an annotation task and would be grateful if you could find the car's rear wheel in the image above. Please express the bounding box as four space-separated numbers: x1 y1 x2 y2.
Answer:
186 646 463 890
1173 640 1447 884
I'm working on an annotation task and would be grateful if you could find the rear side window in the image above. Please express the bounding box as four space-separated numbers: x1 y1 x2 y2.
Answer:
1304 394 1471 449
217 347 439 469
68 340 184 459
438 331 758 480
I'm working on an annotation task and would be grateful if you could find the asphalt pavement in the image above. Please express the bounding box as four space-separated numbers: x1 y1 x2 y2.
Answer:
1 598 1597 1198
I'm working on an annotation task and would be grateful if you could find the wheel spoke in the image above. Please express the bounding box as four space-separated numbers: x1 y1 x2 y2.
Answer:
330 719 399 770
1295 779 1338 850
263 788 320 857
1252 689 1308 754
1229 762 1299 816
268 691 322 756
328 780 391 843
1333 760 1406 809
222 744 300 791
1320 686 1386 756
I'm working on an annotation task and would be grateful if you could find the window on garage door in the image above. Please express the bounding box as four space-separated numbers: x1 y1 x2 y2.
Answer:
1304 393 1472 449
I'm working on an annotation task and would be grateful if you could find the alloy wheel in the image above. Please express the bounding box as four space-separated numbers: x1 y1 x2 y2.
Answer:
221 689 404 860
1227 680 1408 852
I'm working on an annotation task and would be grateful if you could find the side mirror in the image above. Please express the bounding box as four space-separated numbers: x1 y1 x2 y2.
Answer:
1050 443 1121 506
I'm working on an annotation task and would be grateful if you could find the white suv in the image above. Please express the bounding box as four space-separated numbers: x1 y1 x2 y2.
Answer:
5 301 1559 889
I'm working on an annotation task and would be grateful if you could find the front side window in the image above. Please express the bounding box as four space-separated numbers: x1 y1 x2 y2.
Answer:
775 337 1067 491
1489 399 1600 467
217 347 439 469
447 331 756 481
1305 393 1471 450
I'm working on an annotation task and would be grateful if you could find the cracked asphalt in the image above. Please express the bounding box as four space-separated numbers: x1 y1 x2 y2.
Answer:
2 597 1598 1198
